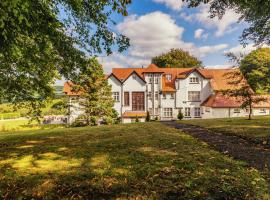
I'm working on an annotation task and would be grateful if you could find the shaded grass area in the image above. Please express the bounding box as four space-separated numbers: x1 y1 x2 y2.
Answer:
180 116 270 139
0 123 269 199
0 119 64 132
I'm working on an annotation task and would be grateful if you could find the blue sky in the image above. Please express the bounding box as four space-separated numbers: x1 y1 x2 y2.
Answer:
97 0 260 73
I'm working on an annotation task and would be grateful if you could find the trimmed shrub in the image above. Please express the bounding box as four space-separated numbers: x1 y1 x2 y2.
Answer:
146 111 150 122
178 110 184 120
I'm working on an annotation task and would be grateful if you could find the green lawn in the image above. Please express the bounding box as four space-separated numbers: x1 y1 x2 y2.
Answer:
179 116 270 139
0 123 269 199
0 119 64 132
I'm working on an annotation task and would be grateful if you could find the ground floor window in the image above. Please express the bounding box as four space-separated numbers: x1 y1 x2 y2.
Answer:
163 108 173 117
184 107 191 117
233 108 240 113
260 108 266 113
194 107 201 117
155 108 159 115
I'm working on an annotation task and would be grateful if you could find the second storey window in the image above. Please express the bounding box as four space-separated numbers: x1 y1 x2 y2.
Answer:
170 93 174 99
155 91 159 100
162 93 166 99
155 77 159 84
190 77 199 84
149 74 153 83
148 92 152 100
260 108 266 113
188 91 200 101
113 92 120 102
124 92 129 106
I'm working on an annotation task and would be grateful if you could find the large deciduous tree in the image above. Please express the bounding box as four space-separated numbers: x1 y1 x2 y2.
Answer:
0 0 130 106
151 49 202 68
182 0 270 45
240 48 270 94
224 48 270 120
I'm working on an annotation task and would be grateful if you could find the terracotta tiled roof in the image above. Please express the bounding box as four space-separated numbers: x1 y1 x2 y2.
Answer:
202 93 270 108
198 68 244 91
122 111 147 118
142 64 164 73
63 81 82 96
162 76 176 92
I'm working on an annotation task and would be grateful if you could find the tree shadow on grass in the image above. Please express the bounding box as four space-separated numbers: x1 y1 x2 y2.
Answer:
0 123 269 199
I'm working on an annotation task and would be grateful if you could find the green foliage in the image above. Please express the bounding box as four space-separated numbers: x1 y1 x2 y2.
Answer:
240 48 270 94
183 0 270 45
178 110 184 120
146 111 150 122
152 49 202 68
0 0 130 115
75 58 116 126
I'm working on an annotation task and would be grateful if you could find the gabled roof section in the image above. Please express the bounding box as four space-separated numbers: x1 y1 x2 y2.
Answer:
112 68 145 82
142 64 164 73
199 68 245 91
176 68 212 79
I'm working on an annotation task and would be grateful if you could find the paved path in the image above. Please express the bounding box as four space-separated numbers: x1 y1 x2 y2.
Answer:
163 121 270 173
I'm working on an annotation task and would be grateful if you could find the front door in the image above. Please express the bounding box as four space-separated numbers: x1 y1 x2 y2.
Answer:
132 92 145 111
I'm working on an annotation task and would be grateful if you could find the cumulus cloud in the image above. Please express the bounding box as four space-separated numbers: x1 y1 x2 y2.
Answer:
181 5 241 37
100 11 228 73
205 64 233 69
194 29 208 39
152 0 184 10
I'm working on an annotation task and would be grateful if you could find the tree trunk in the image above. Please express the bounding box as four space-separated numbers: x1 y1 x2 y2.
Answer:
248 104 252 120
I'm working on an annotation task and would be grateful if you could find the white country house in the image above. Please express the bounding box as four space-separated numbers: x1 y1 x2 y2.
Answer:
64 64 270 123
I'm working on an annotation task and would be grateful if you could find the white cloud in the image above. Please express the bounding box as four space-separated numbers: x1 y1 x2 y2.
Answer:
181 5 241 37
100 11 228 73
152 0 184 10
194 28 208 39
205 64 233 69
224 43 269 57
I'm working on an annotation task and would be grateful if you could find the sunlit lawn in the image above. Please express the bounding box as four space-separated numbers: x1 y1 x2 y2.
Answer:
179 116 270 139
0 119 64 132
0 123 269 199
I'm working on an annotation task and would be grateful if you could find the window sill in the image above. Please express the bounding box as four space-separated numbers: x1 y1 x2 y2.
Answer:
189 83 199 84
186 101 201 102
194 116 202 118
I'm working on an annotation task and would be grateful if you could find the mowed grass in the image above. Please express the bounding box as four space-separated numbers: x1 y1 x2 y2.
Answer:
0 119 64 132
180 116 270 139
0 123 269 199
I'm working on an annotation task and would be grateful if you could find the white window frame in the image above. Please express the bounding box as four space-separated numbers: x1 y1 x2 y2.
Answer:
155 91 159 100
149 74 153 84
163 108 173 118
162 93 166 99
194 107 201 117
148 92 152 100
113 92 120 102
189 77 199 84
155 76 159 84
260 108 266 113
165 74 172 81
188 91 200 101
184 107 191 117
233 108 241 113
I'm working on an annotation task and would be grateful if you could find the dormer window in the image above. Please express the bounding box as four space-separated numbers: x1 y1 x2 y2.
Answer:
165 74 172 81
190 77 199 84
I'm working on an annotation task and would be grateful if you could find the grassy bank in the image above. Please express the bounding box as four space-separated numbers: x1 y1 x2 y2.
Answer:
0 123 269 199
179 116 270 140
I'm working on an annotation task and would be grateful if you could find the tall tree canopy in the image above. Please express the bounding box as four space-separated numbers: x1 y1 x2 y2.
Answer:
75 58 117 126
0 0 130 105
151 49 202 68
183 0 270 45
240 48 270 94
